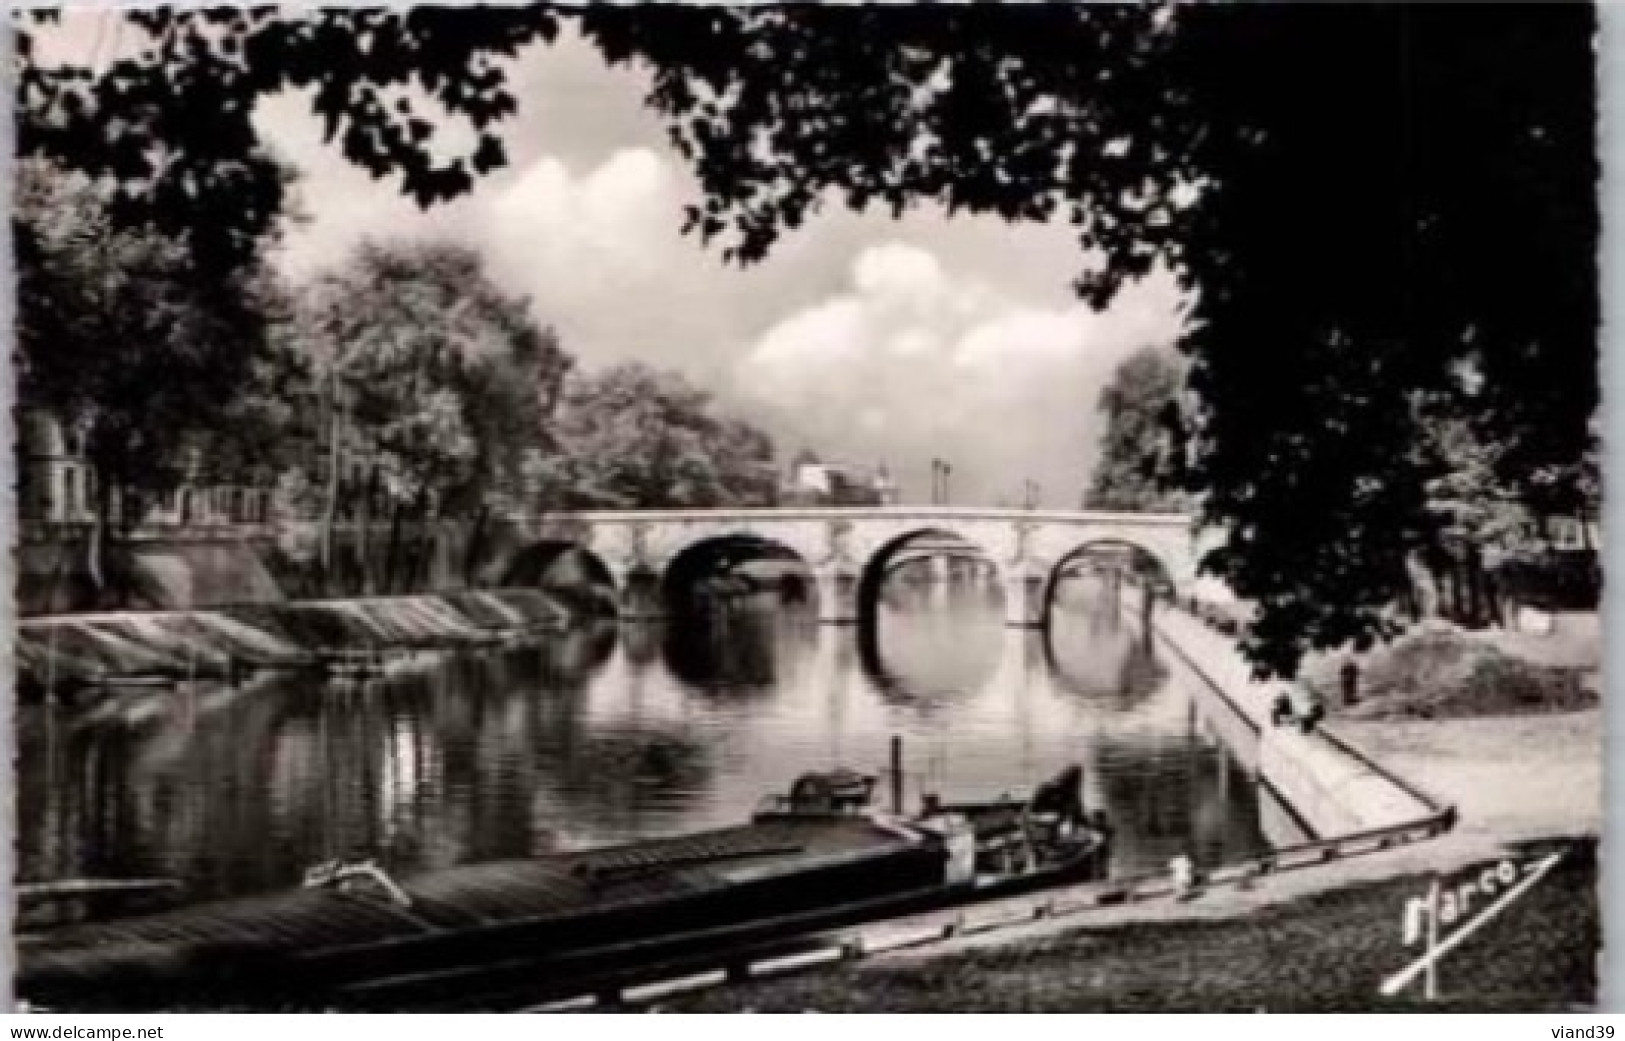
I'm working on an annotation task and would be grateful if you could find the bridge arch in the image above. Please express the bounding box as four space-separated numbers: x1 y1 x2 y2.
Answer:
520 507 1198 628
659 531 818 617
500 539 619 618
1037 537 1177 634
879 545 998 584
1042 536 1176 604
853 526 1005 629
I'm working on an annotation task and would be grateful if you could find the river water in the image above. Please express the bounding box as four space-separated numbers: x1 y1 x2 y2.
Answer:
17 576 1273 904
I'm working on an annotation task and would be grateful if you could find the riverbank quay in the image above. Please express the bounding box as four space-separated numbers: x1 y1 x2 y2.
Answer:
1157 601 1602 844
1149 606 1441 839
15 589 589 699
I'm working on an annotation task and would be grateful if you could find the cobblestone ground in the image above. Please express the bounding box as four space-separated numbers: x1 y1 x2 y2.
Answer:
662 836 1599 1013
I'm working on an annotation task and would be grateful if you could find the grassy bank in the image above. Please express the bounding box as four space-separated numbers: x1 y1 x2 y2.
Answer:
662 838 1598 1013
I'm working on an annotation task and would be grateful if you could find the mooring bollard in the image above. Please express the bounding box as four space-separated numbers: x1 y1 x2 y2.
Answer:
1170 854 1195 892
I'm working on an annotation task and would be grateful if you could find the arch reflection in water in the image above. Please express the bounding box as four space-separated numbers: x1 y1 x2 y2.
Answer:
856 594 1005 713
659 533 820 694
17 580 1271 903
1043 572 1168 713
662 605 816 696
855 527 1004 712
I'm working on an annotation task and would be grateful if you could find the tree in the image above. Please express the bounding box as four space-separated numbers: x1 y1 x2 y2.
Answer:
16 8 564 269
13 158 297 590
573 5 1597 677
531 363 778 510
1418 408 1602 626
1085 348 1188 513
21 6 1598 677
292 240 570 573
714 420 782 507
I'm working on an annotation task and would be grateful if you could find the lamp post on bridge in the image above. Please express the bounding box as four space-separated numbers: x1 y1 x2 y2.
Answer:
930 458 953 506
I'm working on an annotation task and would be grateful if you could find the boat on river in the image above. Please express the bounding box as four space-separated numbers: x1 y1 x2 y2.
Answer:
17 766 1108 1011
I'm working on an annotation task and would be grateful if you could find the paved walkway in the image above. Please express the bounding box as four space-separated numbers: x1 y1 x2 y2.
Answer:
1335 711 1604 844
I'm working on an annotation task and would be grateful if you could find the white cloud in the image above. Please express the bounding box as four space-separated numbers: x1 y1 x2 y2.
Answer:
484 147 681 300
734 243 1188 504
750 299 869 374
852 242 946 311
250 34 1191 505
950 308 1092 369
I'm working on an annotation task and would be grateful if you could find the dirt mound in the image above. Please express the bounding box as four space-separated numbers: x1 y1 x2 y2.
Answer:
1307 627 1595 721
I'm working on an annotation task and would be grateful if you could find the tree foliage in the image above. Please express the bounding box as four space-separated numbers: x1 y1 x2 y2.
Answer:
531 363 778 510
1085 347 1188 513
292 240 571 519
14 158 294 515
18 5 1599 676
577 4 1599 676
16 7 561 268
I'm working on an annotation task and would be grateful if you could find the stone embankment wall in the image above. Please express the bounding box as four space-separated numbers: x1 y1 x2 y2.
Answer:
1150 606 1440 839
15 589 593 699
17 519 609 616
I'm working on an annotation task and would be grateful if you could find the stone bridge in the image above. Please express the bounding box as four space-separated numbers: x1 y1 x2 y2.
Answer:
508 507 1198 629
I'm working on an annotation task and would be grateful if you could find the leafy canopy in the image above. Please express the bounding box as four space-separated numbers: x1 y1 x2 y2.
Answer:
292 240 571 516
17 6 561 266
1085 348 1188 514
531 363 779 510
578 4 1598 676
17 5 1598 676
14 157 296 509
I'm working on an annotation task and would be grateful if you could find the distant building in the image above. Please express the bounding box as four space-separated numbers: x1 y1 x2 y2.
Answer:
17 407 95 525
1545 514 1601 553
16 406 274 530
784 460 900 507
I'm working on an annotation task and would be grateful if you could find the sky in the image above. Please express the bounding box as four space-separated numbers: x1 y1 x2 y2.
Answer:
55 15 1190 506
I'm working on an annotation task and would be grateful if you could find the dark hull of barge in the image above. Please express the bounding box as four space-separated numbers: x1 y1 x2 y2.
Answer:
23 811 1083 1011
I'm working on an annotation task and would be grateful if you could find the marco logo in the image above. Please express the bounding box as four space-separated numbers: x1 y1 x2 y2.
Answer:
1380 850 1563 1000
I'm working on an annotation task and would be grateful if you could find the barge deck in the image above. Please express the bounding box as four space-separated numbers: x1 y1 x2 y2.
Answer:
19 768 1106 1011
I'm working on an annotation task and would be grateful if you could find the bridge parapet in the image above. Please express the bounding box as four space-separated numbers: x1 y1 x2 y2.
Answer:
511 506 1200 628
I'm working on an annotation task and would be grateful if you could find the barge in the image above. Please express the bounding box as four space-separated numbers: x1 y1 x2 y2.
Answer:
18 766 1108 1011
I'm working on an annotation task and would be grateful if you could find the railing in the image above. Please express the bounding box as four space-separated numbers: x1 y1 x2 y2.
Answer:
19 519 278 543
526 506 1196 527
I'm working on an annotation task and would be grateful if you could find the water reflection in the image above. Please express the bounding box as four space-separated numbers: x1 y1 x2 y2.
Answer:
662 594 808 695
18 575 1270 903
857 590 1004 713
